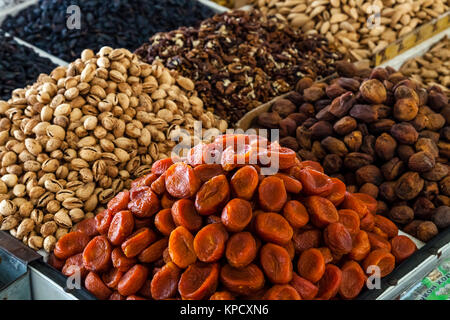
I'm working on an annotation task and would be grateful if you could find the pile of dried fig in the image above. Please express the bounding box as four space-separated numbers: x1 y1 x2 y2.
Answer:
254 62 450 242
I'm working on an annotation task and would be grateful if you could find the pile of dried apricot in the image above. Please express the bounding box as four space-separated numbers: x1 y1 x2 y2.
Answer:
48 134 417 300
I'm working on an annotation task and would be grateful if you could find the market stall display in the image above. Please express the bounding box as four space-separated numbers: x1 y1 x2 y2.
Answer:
245 0 449 67
0 46 227 252
0 30 58 100
400 36 450 92
0 0 215 61
47 134 416 300
252 64 450 242
0 0 448 302
136 10 342 123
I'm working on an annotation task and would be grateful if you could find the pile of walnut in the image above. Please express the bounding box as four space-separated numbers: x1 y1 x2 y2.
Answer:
0 47 227 252
49 134 416 300
255 62 450 242
135 9 342 123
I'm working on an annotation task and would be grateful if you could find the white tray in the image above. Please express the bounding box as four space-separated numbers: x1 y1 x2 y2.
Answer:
196 0 228 13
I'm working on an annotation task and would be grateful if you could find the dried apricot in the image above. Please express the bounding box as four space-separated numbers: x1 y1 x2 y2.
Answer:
263 145 297 169
194 164 225 183
62 253 88 279
338 209 360 236
255 212 293 246
283 240 296 260
83 235 112 273
324 223 353 255
165 162 201 199
152 158 174 175
126 295 146 300
230 165 259 200
118 264 148 296
260 243 293 284
102 268 123 290
368 232 392 252
107 210 134 246
195 174 230 215
324 178 346 206
85 272 112 300
221 144 252 170
168 226 197 268
220 264 265 295
353 193 377 215
74 218 99 237
128 186 160 218
121 228 156 258
264 284 301 300
111 247 137 272
109 292 126 300
131 173 158 189
349 230 371 261
374 215 398 238
54 231 90 260
360 212 375 232
282 200 309 228
363 249 395 277
297 168 333 195
151 262 181 300
151 173 166 195
290 272 318 300
179 262 220 300
372 226 389 239
292 229 321 253
47 253 65 270
187 142 221 166
138 238 168 264
154 209 176 236
210 291 235 300
305 196 339 228
317 247 333 264
258 176 287 212
339 261 366 299
274 173 303 193
221 198 253 232
317 264 342 300
225 232 257 268
341 192 369 218
95 209 114 235
161 192 176 209
297 248 325 283
390 235 417 263
107 191 130 214
298 161 324 173
194 223 228 263
139 279 152 299
171 199 202 232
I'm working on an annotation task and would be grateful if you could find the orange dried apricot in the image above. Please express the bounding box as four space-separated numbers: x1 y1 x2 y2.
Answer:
193 223 228 263
255 212 293 246
168 226 197 268
221 198 253 232
195 174 230 215
258 176 287 212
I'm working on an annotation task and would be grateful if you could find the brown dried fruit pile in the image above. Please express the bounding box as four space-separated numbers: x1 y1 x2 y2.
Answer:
135 9 341 123
254 62 450 242
49 134 415 300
